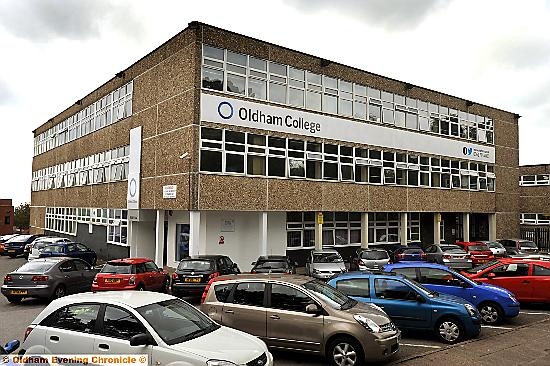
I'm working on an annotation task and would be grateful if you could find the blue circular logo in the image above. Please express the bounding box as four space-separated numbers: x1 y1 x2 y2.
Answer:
129 178 137 197
218 101 233 119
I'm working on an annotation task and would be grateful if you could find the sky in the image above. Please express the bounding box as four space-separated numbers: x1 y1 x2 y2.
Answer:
0 0 549 206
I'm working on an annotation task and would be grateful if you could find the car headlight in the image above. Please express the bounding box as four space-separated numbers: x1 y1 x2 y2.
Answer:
464 304 477 317
354 314 381 333
207 361 237 366
508 293 518 303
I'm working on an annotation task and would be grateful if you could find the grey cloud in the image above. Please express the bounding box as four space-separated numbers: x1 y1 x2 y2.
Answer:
0 0 143 41
491 37 550 70
0 80 14 105
285 0 451 30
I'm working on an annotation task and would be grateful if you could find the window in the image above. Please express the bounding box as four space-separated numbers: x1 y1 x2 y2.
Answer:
4 216 10 225
270 284 312 312
391 267 418 280
489 263 529 277
533 265 550 276
175 224 190 261
418 268 461 286
144 261 158 273
233 282 265 307
214 283 233 302
374 279 417 300
42 304 100 333
336 279 370 297
102 306 146 340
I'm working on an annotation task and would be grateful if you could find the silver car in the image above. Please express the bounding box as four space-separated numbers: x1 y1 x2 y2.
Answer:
1 257 97 303
480 241 507 257
306 249 347 280
424 244 473 270
351 248 391 271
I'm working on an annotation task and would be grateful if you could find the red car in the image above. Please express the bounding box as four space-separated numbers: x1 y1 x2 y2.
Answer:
463 258 550 303
92 258 170 292
455 241 495 265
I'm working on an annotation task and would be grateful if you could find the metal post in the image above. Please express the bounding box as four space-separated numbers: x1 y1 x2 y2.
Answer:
361 212 369 249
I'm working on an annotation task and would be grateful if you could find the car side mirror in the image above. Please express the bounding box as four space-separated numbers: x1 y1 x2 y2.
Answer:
305 303 322 315
251 262 256 265
129 333 155 347
487 273 496 279
416 294 426 303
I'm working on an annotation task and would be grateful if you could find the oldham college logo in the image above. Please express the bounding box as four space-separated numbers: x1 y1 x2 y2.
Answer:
463 147 473 156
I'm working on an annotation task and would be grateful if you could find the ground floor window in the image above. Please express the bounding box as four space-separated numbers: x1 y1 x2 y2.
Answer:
45 207 77 235
176 224 190 260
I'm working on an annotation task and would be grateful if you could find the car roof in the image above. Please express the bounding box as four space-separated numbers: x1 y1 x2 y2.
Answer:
107 257 152 264
386 262 449 270
330 271 405 281
256 255 287 260
497 258 550 265
213 274 312 285
181 255 226 260
312 249 339 254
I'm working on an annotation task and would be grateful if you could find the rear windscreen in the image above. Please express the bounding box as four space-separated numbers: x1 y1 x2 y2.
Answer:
255 260 287 269
469 245 489 251
177 260 214 271
16 261 55 273
101 263 134 274
360 251 389 260
403 249 423 254
520 241 538 248
42 245 64 253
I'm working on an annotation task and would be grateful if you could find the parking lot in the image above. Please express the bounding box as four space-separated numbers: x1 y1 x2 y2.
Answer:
1 255 549 365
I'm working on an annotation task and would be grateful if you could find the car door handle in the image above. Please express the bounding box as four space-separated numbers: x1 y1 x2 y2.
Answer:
98 343 110 350
521 280 530 284
49 335 59 342
269 315 280 320
224 309 234 314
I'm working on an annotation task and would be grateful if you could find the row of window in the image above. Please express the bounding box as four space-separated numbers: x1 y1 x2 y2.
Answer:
519 174 550 186
520 213 550 226
31 145 130 192
33 82 133 156
45 207 128 246
202 45 494 145
200 128 496 191
286 212 421 248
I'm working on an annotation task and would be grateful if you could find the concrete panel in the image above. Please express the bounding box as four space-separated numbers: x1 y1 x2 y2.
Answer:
470 191 496 213
140 178 156 209
157 90 196 135
495 120 519 149
90 184 109 208
495 166 519 194
496 192 519 213
141 137 158 178
133 65 160 113
153 174 190 211
133 107 157 139
157 45 197 103
267 179 322 211
369 185 408 212
108 181 129 209
199 175 267 211
496 146 519 168
496 212 520 239
320 182 369 212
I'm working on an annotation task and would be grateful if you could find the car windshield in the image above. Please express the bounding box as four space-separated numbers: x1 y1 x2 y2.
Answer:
360 251 389 260
520 241 538 248
137 299 219 345
15 261 55 273
403 248 423 254
177 260 214 271
255 260 287 269
101 263 134 274
42 245 64 253
468 245 490 251
6 235 33 243
313 253 343 263
407 278 438 297
442 247 466 254
487 242 504 249
302 280 351 309
465 259 500 274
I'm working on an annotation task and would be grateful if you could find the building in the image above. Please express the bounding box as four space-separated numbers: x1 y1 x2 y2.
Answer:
30 22 520 269
519 164 550 249
0 199 14 235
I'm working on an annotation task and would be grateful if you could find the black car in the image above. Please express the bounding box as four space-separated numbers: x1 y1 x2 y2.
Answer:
38 242 97 266
4 235 44 258
250 255 297 274
171 255 240 299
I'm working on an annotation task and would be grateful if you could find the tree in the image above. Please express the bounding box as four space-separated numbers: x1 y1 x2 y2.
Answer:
14 203 30 230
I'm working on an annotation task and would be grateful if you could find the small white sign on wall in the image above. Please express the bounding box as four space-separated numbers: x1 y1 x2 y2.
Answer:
221 219 235 232
163 185 177 199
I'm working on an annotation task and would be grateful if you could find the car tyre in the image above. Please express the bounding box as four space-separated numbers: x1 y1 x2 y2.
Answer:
136 284 145 291
52 285 66 300
161 277 170 293
8 254 16 258
479 302 503 325
7 296 22 304
436 317 464 344
327 336 365 366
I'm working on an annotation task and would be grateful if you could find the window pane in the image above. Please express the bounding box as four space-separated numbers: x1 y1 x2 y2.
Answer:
374 279 416 300
289 159 305 177
269 82 286 103
103 306 145 340
247 155 265 175
271 284 312 312
268 157 285 177
202 68 223 91
200 150 222 172
233 282 265 306
248 78 267 100
289 88 305 107
323 94 338 114
226 154 244 173
307 91 321 111
336 279 370 297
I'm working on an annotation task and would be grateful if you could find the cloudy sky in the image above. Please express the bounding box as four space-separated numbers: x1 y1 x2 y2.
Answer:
1 0 549 206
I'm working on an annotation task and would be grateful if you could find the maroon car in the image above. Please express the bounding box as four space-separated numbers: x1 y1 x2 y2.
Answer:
455 242 495 266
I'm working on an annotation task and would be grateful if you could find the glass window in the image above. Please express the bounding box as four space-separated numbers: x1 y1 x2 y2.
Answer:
374 279 417 301
306 91 322 111
214 283 233 302
227 74 245 95
336 279 370 297
248 78 267 100
102 306 145 340
533 265 550 276
268 157 286 177
418 268 460 286
42 304 100 333
323 94 338 114
270 284 313 312
175 224 189 261
202 68 223 91
200 150 222 172
233 282 265 307
391 267 418 280
269 82 286 104
489 263 529 277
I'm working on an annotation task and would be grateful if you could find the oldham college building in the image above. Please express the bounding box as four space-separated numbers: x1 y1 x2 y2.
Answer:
29 22 520 269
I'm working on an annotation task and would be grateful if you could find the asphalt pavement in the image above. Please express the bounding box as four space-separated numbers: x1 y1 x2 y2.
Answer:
0 255 549 366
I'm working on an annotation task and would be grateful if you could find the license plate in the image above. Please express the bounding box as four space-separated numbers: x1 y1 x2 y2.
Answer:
105 278 120 283
8 250 15 253
10 290 27 295
184 277 201 283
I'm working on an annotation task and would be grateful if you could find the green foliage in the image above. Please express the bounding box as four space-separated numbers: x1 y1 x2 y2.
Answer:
14 202 30 230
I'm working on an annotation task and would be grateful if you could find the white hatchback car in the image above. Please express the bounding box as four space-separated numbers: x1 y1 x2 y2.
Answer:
22 291 273 366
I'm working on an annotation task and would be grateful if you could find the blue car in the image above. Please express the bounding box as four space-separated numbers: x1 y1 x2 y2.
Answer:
38 242 97 266
384 262 520 324
328 271 481 344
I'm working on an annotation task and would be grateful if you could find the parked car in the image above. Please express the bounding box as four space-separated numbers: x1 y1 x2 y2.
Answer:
391 245 427 262
27 237 72 261
498 239 539 255
385 263 520 324
250 255 297 274
423 244 472 269
171 255 240 298
201 274 400 365
350 248 391 271
463 258 550 303
21 291 273 366
0 234 19 256
92 258 170 292
3 235 43 258
305 249 347 280
481 241 507 257
455 242 495 266
38 242 97 266
1 257 97 303
328 271 481 343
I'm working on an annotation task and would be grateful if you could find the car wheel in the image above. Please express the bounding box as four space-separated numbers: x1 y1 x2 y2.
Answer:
161 278 170 293
7 296 22 304
8 254 16 258
436 317 464 344
327 336 365 366
136 284 145 291
479 302 503 324
52 285 66 299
